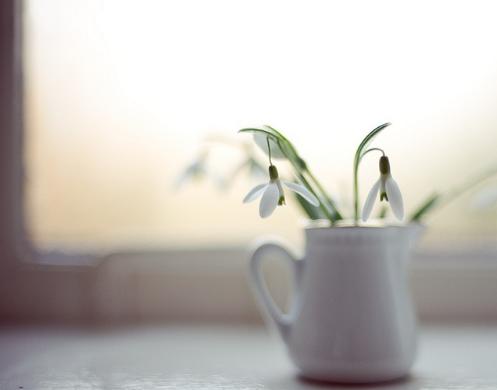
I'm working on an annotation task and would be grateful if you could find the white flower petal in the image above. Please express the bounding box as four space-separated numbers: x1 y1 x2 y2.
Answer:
276 179 285 199
259 182 280 218
253 133 286 159
362 179 381 222
243 183 268 203
283 181 319 207
385 176 404 220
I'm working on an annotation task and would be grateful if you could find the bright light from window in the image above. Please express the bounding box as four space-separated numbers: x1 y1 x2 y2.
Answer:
24 0 497 252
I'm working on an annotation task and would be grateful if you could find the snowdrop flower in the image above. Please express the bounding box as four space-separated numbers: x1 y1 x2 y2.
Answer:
243 165 319 218
175 151 224 189
362 155 404 221
175 159 206 188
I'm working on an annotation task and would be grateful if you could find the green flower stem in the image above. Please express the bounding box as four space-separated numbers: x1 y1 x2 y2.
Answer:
353 161 360 224
283 149 336 222
361 148 385 158
301 174 336 222
293 191 325 219
303 166 343 221
266 137 273 165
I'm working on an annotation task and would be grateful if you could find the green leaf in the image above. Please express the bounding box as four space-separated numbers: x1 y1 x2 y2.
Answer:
408 165 497 221
264 125 304 165
355 122 391 165
293 192 325 220
409 193 440 222
238 127 282 142
263 125 292 146
238 127 299 163
262 124 287 139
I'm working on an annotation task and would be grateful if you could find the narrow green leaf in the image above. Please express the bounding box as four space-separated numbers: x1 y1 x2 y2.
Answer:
357 122 391 156
293 192 325 220
409 193 439 222
238 128 281 141
264 125 303 163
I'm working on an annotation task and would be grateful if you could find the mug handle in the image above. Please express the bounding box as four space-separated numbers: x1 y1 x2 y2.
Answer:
249 241 303 341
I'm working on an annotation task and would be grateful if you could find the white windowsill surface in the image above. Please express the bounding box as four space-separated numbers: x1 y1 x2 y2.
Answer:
1 324 496 389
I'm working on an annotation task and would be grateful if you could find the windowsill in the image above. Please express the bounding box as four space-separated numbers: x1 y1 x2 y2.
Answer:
1 323 496 389
7 246 497 323
20 244 497 268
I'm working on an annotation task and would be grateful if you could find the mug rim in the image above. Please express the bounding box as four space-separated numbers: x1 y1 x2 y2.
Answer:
303 219 425 231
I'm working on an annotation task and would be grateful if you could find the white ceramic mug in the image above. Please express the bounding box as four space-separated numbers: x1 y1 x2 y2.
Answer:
249 224 423 383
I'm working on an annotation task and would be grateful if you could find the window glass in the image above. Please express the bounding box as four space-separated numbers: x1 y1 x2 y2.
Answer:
24 0 497 252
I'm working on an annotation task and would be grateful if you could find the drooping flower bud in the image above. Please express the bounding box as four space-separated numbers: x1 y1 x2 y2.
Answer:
268 165 279 181
379 155 390 175
379 156 390 201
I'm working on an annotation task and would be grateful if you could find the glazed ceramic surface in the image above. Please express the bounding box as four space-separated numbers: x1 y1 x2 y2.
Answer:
249 224 423 383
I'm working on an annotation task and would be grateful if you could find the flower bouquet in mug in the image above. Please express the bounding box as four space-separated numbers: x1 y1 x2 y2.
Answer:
240 123 405 223
179 123 497 383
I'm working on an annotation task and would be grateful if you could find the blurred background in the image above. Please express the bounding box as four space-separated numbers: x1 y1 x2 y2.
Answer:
24 0 497 253
1 0 496 325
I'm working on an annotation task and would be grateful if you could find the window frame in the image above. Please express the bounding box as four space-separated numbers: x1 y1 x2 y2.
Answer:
1 0 496 323
1 0 26 269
